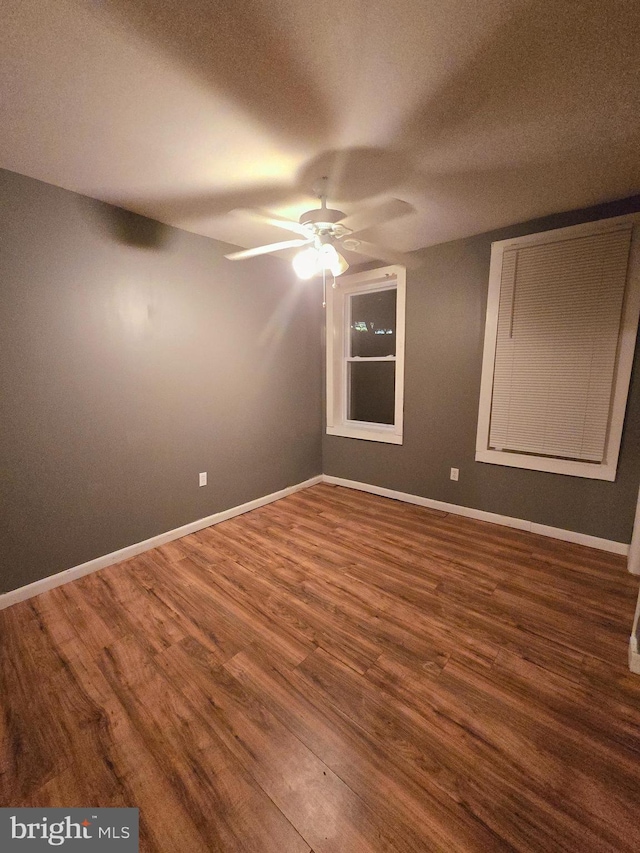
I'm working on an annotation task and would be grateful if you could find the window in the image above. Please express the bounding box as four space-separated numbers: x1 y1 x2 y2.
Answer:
326 265 406 444
476 214 640 480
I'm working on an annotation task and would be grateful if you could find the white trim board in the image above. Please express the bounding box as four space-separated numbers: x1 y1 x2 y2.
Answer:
630 635 640 675
321 475 629 555
628 484 640 575
0 476 322 612
630 590 640 675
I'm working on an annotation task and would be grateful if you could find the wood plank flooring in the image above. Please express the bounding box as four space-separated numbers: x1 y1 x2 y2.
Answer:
1 483 640 852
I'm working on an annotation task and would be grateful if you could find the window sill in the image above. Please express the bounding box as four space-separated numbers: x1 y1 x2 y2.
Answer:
475 449 616 481
327 423 403 445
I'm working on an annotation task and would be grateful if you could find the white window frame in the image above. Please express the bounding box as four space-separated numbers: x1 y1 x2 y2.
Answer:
476 213 640 481
326 265 406 444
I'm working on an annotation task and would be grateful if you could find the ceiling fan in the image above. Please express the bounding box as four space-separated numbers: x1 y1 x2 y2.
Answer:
224 182 416 280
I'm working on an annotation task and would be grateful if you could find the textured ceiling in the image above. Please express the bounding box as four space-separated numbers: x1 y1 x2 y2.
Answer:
2 0 640 259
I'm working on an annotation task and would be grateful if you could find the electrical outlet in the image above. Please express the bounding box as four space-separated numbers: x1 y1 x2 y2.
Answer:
450 467 459 481
199 472 207 487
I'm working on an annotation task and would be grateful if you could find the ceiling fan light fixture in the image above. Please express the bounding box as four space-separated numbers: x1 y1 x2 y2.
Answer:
292 246 320 279
319 242 349 276
292 243 349 279
332 254 349 275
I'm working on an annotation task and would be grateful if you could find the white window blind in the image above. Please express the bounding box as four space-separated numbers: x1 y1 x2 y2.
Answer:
489 226 632 462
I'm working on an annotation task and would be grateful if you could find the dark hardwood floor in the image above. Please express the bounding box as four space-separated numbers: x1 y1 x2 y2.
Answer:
1 483 639 852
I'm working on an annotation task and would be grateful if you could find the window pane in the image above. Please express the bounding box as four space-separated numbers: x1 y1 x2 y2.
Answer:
348 361 395 425
350 288 397 357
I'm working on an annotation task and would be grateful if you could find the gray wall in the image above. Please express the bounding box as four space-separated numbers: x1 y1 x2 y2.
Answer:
0 169 322 595
323 196 640 543
2 169 638 600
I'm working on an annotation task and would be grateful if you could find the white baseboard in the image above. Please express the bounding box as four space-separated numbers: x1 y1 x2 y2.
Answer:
1 471 631 612
321 475 629 556
0 476 322 611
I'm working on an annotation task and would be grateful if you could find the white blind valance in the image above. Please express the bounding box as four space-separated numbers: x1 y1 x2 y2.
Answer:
489 227 632 463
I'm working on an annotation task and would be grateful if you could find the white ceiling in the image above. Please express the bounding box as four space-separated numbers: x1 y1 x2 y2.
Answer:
2 0 640 258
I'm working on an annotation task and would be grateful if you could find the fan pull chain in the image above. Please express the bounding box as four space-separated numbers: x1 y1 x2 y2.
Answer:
322 265 327 308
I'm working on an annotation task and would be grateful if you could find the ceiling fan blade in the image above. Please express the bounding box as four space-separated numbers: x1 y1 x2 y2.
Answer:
240 209 310 236
225 238 311 260
342 239 419 268
338 199 415 235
